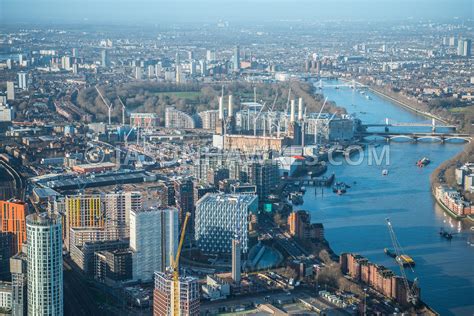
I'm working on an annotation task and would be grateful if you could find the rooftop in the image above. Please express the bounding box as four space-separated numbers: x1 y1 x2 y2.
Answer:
197 192 258 206
26 212 61 226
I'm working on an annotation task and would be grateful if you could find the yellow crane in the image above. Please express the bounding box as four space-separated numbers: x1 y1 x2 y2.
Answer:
171 212 190 316
386 218 418 305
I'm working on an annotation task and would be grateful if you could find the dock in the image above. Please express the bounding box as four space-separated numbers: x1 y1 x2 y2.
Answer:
283 173 335 187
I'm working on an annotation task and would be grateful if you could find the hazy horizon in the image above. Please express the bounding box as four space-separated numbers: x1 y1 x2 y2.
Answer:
1 0 473 26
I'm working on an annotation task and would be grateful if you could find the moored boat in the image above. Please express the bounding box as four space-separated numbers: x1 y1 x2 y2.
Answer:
416 157 430 167
396 255 415 267
384 248 396 258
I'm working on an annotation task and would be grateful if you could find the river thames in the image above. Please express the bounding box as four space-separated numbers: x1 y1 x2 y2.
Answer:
300 80 474 315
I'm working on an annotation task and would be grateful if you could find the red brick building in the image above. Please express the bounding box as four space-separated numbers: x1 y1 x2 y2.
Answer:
287 210 324 240
154 271 200 316
340 253 419 307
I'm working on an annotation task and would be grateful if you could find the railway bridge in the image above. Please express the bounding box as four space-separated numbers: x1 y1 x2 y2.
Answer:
357 131 471 143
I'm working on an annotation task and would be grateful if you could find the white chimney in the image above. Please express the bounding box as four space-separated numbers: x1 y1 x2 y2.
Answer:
290 99 295 123
298 97 303 121
218 97 224 120
228 95 233 117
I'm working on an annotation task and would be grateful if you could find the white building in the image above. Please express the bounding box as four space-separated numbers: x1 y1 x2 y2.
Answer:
206 50 216 62
17 72 27 90
275 156 301 177
26 213 63 316
61 191 142 249
200 60 207 76
103 191 142 240
134 66 142 80
61 56 71 70
165 107 198 129
0 281 12 312
198 110 219 131
7 81 15 101
147 65 155 78
164 70 176 82
0 103 14 122
130 207 178 282
195 193 258 254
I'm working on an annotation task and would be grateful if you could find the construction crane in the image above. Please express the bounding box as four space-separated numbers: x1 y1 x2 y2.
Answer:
95 85 113 125
264 93 279 138
284 87 292 133
124 126 136 147
386 218 419 306
117 96 127 126
314 96 328 144
254 102 266 136
171 212 191 316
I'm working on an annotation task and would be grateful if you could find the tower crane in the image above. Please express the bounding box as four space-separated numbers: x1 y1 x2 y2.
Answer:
284 87 291 133
314 96 328 144
95 85 113 125
124 126 136 147
254 102 266 136
386 218 419 306
267 93 279 136
171 212 191 316
117 96 127 126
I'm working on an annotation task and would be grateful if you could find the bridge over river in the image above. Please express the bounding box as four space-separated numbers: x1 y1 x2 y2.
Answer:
357 131 471 143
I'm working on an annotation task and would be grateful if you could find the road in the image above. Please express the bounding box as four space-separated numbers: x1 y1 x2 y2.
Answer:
259 215 310 260
0 159 25 199
63 258 104 316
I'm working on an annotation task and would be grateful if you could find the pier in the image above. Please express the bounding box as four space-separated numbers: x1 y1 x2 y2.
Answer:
283 173 335 187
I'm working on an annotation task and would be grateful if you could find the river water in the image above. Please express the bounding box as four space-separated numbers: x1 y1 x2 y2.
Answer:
300 80 474 316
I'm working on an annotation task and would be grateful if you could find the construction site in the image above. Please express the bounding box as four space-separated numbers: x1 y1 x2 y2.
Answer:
212 88 358 153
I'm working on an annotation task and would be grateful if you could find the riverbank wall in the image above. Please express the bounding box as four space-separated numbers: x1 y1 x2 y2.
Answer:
339 78 449 124
432 186 474 222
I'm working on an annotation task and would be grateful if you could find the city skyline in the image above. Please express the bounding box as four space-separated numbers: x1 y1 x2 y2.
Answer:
1 0 472 25
0 2 472 315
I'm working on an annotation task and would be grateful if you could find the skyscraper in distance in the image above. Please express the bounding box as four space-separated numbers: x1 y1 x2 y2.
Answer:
6 82 15 101
233 45 240 72
101 49 109 67
457 39 464 56
175 51 181 83
200 60 207 76
26 212 63 316
17 72 27 90
462 39 472 57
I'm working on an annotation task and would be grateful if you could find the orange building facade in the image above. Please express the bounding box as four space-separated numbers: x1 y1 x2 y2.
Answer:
0 199 28 253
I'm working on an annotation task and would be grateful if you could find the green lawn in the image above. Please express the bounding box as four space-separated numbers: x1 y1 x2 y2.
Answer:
154 91 201 99
449 107 467 113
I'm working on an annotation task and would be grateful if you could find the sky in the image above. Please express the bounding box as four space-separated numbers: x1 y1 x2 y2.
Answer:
0 0 472 25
